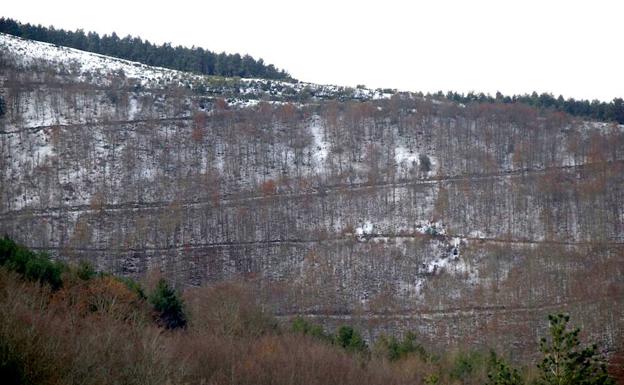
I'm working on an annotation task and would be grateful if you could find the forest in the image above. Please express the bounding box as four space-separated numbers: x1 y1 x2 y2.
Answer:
0 237 619 385
0 17 293 81
1 24 623 384
442 91 624 124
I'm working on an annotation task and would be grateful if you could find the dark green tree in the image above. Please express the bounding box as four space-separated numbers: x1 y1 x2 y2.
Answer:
486 352 523 385
0 17 293 81
375 332 427 361
335 325 368 353
537 314 613 385
291 316 332 342
149 278 187 329
0 236 64 290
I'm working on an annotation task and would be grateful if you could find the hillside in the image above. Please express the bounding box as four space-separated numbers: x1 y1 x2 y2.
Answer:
0 17 292 80
0 32 623 361
2 239 616 385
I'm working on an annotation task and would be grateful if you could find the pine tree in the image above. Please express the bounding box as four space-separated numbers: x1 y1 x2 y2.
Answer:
149 279 187 329
486 352 523 385
537 314 613 385
335 326 368 353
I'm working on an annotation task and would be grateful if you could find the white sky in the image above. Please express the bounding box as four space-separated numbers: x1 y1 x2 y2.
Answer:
3 0 623 101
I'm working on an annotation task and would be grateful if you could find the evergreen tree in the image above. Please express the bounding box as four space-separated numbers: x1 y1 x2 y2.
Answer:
149 278 187 329
0 17 292 81
335 325 368 353
375 332 427 361
486 352 524 385
537 314 613 385
291 317 333 342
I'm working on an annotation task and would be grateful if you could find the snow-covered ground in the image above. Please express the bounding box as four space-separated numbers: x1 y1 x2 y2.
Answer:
0 33 395 106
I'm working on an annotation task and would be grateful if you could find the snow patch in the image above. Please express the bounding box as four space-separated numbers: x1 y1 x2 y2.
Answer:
309 119 329 167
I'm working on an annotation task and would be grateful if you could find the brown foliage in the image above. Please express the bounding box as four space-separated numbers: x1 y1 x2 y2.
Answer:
191 111 207 142
0 269 408 385
51 275 148 322
260 179 277 196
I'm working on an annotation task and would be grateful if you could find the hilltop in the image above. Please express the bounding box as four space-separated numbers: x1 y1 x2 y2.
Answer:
0 17 293 80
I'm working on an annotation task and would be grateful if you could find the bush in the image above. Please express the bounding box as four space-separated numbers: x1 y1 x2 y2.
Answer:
75 260 96 281
149 279 187 329
448 350 489 384
374 332 427 361
116 275 146 299
335 325 368 354
291 317 333 342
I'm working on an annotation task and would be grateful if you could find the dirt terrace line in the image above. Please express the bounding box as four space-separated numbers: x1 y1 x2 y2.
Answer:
0 116 193 134
26 233 624 254
2 160 621 220
273 296 623 321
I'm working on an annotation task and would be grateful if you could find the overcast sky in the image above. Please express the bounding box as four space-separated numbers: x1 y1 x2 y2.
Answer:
4 0 623 101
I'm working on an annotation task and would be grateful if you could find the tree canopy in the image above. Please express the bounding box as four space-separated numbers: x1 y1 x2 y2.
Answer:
443 91 624 124
0 17 293 81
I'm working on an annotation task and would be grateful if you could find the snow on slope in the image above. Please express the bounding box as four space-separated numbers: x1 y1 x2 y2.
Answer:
0 33 395 104
0 32 181 86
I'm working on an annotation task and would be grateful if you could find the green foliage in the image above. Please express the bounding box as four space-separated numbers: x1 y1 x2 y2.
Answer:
0 17 292 81
536 314 613 385
444 91 624 124
486 352 524 385
449 350 488 383
425 226 439 236
0 236 64 290
291 317 332 342
116 276 146 299
424 373 440 385
75 260 96 281
374 332 427 361
335 325 368 354
291 319 369 355
149 279 187 329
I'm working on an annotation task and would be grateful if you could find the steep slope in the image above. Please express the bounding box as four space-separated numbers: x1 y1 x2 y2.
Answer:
1 33 623 360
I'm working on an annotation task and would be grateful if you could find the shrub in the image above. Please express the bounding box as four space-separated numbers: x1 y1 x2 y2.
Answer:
448 350 489 384
291 316 333 342
75 260 96 281
335 325 368 354
149 279 187 329
116 275 146 299
374 332 427 361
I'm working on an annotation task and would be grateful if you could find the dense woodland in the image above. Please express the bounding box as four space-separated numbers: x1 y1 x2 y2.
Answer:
442 91 624 124
0 17 293 81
